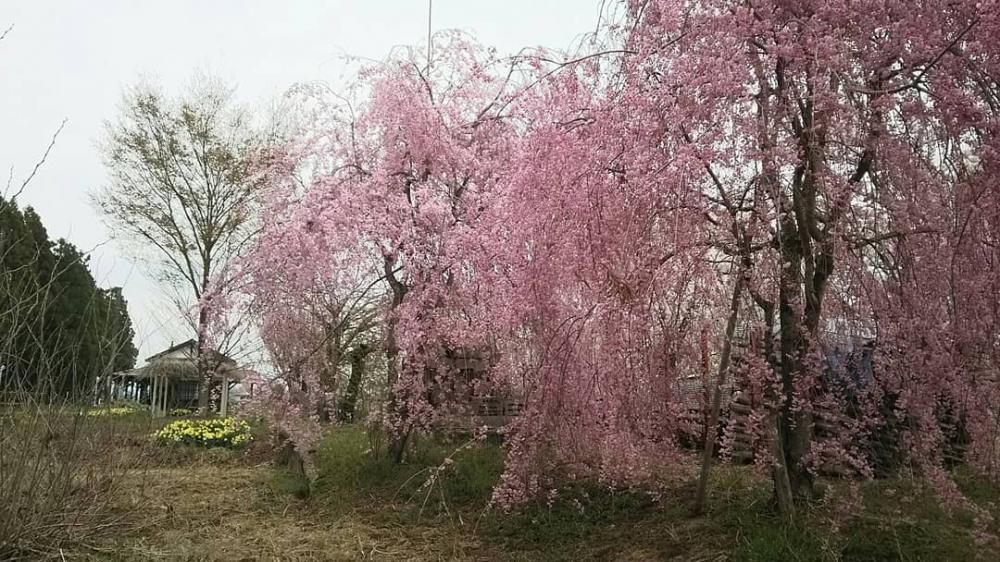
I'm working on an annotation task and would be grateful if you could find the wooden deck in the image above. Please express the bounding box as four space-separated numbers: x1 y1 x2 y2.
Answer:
436 397 524 433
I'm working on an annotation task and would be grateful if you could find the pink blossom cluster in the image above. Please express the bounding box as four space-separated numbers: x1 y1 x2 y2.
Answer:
216 2 1000 510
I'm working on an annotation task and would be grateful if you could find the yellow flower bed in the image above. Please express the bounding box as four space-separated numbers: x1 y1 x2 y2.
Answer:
154 417 253 449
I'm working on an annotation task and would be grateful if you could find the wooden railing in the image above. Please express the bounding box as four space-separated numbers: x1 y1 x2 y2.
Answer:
436 397 524 432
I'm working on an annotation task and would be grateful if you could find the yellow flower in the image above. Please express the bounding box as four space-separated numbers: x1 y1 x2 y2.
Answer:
153 416 253 449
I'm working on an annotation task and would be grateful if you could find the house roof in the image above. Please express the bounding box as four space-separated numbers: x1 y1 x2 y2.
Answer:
144 339 197 362
144 339 237 366
122 339 241 381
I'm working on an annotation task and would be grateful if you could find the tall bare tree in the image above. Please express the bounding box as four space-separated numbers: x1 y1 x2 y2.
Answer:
95 76 263 413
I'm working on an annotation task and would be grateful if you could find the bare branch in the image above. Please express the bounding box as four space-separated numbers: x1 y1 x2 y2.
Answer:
8 119 67 202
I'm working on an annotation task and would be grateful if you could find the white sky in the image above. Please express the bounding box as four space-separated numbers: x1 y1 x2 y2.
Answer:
0 1 600 361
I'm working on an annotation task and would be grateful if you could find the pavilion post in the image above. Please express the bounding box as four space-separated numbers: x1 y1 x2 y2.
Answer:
220 372 230 417
160 377 169 415
151 375 160 417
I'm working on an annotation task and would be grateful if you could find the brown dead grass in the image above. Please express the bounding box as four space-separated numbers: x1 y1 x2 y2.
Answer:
84 464 495 561
80 462 729 561
71 426 998 562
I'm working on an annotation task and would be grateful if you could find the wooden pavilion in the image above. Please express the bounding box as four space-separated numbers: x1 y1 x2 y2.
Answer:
97 340 242 416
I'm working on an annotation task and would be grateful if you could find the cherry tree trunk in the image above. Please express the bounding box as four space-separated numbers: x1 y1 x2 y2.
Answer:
693 270 745 515
338 344 367 422
196 306 213 416
384 256 410 463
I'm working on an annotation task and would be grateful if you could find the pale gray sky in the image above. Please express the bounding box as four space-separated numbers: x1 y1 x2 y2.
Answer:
0 1 599 360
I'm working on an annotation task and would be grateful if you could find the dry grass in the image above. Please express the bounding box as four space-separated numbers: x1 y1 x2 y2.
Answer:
0 408 162 560
53 426 1000 561
81 462 732 562
84 465 494 561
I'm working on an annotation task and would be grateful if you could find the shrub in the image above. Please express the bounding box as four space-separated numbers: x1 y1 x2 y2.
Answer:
1 402 151 559
154 417 253 449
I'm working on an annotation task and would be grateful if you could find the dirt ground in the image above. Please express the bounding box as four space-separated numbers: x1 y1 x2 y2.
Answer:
88 465 495 562
84 464 728 562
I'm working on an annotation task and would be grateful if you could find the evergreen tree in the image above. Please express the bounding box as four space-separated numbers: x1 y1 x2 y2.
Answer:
0 196 138 397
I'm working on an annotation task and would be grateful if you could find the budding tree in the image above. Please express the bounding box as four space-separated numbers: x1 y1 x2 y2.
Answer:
95 76 264 413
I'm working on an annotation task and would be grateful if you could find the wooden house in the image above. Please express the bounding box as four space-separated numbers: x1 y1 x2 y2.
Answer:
96 339 243 416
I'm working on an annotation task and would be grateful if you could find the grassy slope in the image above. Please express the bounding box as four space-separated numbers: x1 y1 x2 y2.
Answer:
88 424 1000 561
304 427 1000 561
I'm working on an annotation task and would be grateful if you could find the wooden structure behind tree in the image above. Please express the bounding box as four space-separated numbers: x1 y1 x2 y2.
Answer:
96 339 242 416
434 348 523 433
719 332 875 478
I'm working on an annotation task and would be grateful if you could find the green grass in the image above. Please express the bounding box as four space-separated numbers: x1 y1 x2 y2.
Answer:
832 474 997 562
725 472 1000 562
309 426 729 559
311 427 504 516
301 425 1000 561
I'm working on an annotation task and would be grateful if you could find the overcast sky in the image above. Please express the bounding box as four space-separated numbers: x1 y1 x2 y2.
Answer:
0 1 599 361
